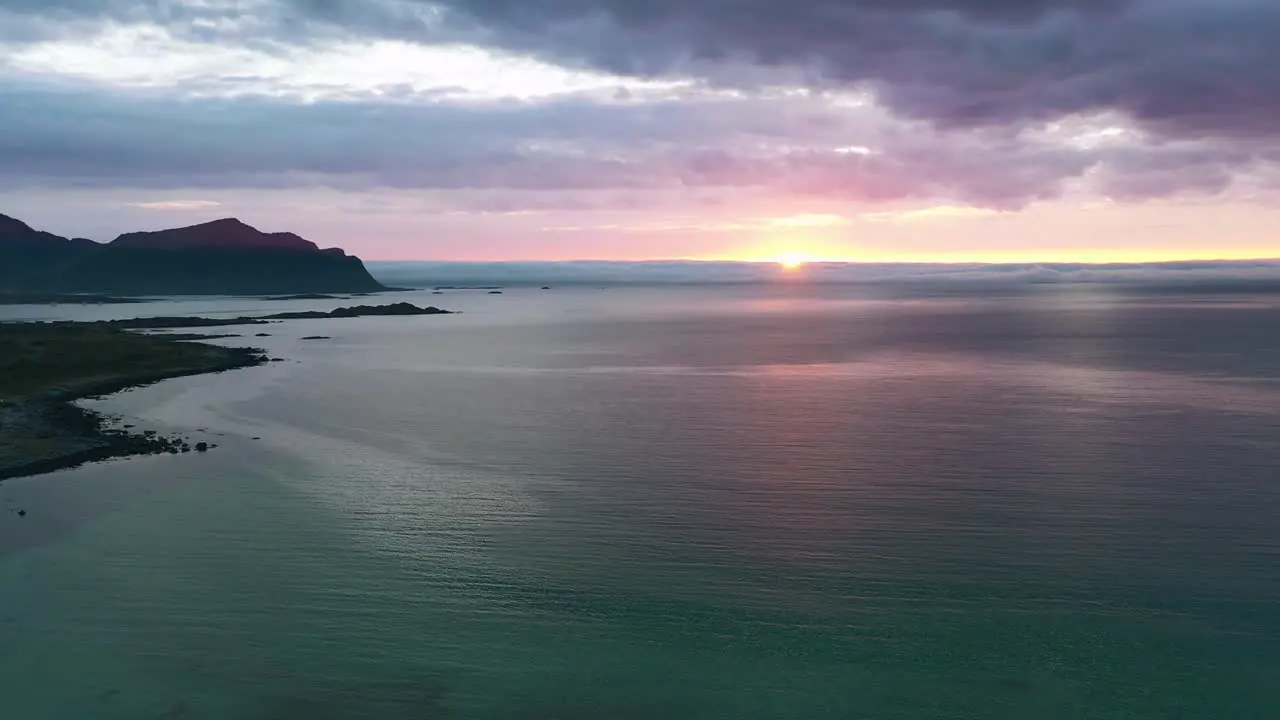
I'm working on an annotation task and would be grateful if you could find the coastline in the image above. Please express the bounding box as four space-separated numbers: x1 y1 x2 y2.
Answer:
0 293 149 305
0 324 268 482
0 301 451 482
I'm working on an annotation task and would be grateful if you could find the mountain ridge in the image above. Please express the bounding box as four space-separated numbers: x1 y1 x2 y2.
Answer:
110 217 323 252
0 213 95 249
0 213 388 295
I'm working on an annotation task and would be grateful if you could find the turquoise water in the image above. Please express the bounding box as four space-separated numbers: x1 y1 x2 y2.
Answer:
2 286 1279 718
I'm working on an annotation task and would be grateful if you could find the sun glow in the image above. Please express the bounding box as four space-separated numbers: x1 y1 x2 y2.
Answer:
776 252 810 270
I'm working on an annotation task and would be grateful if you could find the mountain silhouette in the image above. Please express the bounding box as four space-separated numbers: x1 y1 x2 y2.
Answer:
0 214 388 295
110 218 320 251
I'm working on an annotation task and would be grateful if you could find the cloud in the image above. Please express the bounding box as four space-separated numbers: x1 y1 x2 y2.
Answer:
413 0 1280 141
861 205 1002 223
768 213 851 228
0 0 1276 216
128 199 223 210
0 78 1272 211
2 24 686 101
4 2 1275 146
2 1 1276 144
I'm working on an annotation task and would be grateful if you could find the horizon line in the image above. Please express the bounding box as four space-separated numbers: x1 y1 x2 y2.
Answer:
363 256 1280 266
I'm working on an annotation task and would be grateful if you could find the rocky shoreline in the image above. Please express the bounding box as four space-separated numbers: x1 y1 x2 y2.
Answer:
0 401 221 482
83 301 451 330
0 333 267 482
0 302 452 482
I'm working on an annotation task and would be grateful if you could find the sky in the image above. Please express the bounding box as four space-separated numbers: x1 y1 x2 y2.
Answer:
0 0 1277 263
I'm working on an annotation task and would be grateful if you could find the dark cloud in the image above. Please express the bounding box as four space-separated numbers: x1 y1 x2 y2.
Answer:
1 1 1275 143
0 83 863 190
0 80 1266 208
0 0 445 45
0 0 1275 207
417 0 1279 140
0 1 217 41
156 0 1261 144
1090 143 1272 201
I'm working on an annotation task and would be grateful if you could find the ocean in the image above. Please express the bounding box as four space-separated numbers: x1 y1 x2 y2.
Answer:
1 284 1279 718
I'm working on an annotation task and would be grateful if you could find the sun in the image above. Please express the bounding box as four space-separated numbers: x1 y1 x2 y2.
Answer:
776 252 809 270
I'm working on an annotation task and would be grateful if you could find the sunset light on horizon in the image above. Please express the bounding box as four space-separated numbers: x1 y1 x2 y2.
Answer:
2 1 1278 264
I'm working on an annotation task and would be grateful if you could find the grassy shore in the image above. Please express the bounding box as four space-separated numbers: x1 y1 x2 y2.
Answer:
0 323 267 481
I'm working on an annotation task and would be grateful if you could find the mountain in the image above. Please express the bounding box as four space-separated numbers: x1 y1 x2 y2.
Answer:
0 214 91 290
0 213 93 249
0 214 388 296
111 218 320 251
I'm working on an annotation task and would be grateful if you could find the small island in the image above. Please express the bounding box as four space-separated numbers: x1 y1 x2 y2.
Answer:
0 303 452 481
264 294 343 301
0 293 148 305
86 302 452 331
